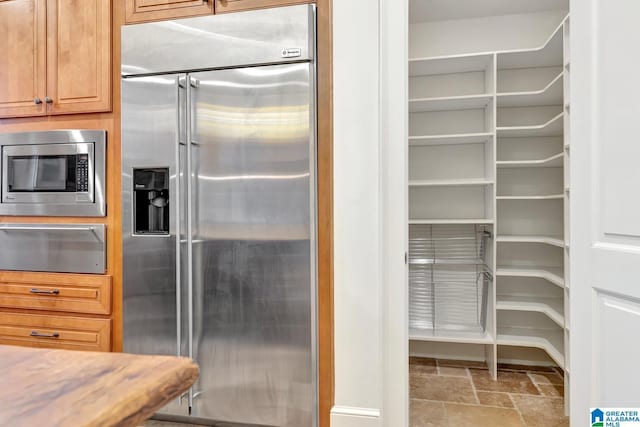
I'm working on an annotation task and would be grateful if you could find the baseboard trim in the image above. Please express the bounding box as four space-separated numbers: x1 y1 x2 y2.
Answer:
330 406 381 427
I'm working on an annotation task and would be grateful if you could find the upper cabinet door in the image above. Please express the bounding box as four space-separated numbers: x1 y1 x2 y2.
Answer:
215 0 311 13
0 0 46 118
124 0 213 24
46 0 112 115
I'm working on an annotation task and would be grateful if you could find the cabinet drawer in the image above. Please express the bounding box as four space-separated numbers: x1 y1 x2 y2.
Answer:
0 312 111 352
0 272 111 315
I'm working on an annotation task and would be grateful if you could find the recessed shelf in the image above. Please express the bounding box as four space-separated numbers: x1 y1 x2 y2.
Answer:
497 295 564 327
497 113 564 138
409 53 494 77
497 326 565 368
409 133 493 146
409 219 495 225
497 153 563 168
498 24 564 70
497 194 564 200
410 328 494 345
409 94 493 113
497 72 563 108
496 235 564 248
409 178 494 187
496 266 565 288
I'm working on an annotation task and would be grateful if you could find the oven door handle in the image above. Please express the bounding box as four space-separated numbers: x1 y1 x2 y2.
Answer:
0 225 103 242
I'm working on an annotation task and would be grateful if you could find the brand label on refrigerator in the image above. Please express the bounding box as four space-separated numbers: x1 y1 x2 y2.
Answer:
281 48 302 58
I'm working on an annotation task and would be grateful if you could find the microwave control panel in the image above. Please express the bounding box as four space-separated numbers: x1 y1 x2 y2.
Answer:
76 154 89 192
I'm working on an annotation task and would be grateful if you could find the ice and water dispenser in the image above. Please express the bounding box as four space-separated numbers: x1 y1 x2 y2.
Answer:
133 168 169 234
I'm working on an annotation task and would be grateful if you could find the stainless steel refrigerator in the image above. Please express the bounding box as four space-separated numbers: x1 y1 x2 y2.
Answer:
121 6 317 426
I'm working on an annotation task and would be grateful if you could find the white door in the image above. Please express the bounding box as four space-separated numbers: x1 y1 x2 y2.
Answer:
571 0 640 424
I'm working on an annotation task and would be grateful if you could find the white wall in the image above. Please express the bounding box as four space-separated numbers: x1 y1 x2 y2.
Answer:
410 10 567 58
331 0 383 426
332 0 409 425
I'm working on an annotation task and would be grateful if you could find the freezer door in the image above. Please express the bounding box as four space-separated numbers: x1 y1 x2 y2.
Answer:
121 75 189 416
188 63 316 426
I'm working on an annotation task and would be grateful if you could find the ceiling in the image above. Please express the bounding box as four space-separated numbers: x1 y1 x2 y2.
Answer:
409 0 569 24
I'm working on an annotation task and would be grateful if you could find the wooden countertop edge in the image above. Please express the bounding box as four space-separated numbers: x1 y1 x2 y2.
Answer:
98 357 199 427
1 346 199 427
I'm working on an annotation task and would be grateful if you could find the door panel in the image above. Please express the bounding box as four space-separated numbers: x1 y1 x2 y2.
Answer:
124 0 213 24
571 0 640 422
595 291 640 404
122 75 187 416
46 0 111 115
189 63 316 426
0 0 46 118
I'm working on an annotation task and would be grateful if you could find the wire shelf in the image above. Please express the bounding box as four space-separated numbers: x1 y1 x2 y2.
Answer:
409 225 492 333
409 224 491 265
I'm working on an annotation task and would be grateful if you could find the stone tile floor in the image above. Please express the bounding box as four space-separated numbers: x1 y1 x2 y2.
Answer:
142 357 570 427
410 357 569 427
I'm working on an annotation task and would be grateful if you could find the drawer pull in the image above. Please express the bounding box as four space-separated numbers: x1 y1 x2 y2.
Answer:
30 331 60 339
30 288 60 295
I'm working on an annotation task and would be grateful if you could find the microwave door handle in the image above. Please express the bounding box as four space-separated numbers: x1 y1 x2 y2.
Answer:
0 225 103 242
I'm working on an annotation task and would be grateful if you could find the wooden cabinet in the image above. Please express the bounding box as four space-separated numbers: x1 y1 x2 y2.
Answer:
46 0 112 115
215 0 313 13
125 0 213 23
0 312 111 352
0 272 113 351
0 272 112 315
0 0 46 118
0 0 111 118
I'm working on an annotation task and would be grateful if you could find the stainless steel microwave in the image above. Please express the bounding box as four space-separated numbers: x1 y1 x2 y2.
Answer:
0 130 106 216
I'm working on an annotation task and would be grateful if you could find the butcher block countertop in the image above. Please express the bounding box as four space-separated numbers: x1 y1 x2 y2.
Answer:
0 345 198 427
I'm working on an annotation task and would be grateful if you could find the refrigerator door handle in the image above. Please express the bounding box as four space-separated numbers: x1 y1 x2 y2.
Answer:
186 74 195 410
175 76 183 362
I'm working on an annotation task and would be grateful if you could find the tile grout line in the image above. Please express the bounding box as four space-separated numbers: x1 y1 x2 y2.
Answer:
526 371 545 396
507 392 528 427
467 367 481 405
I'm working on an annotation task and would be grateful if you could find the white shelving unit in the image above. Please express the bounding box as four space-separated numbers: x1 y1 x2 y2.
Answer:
497 72 564 108
409 133 493 147
497 112 564 138
409 94 493 113
407 4 570 400
497 152 563 168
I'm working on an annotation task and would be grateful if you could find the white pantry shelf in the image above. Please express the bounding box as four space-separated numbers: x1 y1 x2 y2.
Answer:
497 326 565 368
497 295 565 327
497 194 564 201
410 328 494 345
497 25 564 70
497 266 565 288
409 53 494 77
409 219 495 225
496 234 564 248
409 133 493 147
497 72 563 108
409 94 493 113
497 113 564 138
497 153 564 168
409 178 494 187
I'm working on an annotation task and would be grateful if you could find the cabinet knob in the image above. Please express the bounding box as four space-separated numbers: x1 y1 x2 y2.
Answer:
34 97 42 104
44 96 53 104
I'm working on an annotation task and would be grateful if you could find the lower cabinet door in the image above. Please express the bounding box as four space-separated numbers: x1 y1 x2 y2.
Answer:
0 312 111 352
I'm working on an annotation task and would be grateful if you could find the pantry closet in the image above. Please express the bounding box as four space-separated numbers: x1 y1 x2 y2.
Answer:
407 0 571 410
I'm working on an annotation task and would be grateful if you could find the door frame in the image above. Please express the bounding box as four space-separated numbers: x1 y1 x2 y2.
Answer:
380 0 409 425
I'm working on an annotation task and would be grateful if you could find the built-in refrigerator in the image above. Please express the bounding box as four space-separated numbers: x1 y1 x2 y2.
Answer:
121 6 317 426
